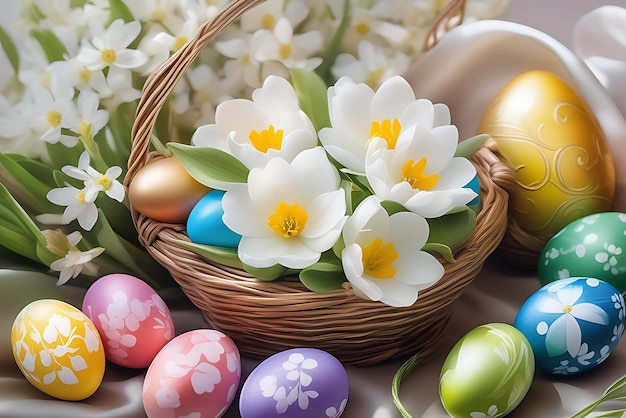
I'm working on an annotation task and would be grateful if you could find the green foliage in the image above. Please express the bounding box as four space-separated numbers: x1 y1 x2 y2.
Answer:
0 25 19 74
291 68 332 132
31 29 67 63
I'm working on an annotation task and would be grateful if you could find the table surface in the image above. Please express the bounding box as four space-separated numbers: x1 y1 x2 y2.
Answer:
2 1 626 417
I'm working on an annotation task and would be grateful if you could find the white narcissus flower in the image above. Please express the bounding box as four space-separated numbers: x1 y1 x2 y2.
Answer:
365 100 477 218
27 79 80 147
221 147 347 270
63 151 125 203
77 19 148 71
43 230 104 285
73 91 109 141
319 75 446 174
191 75 318 169
341 196 444 307
46 185 99 230
251 17 323 71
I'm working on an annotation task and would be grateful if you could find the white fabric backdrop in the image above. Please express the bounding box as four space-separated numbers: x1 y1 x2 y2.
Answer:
1 1 626 417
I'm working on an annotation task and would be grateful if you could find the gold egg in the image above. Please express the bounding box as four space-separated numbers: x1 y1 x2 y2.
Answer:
128 156 211 224
479 70 615 240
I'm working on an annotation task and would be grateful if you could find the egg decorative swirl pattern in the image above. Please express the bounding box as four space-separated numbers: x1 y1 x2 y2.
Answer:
479 70 615 241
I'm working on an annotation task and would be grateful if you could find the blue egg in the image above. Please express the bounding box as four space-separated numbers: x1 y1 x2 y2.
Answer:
186 190 241 247
464 174 480 209
514 277 625 375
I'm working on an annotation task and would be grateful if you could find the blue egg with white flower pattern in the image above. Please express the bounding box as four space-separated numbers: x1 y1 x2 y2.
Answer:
514 277 625 375
186 190 241 247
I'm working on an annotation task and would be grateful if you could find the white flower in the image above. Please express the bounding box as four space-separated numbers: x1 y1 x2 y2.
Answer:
43 230 105 285
27 81 80 147
153 15 200 53
365 103 477 218
240 0 310 31
252 17 323 71
221 147 347 269
99 67 142 109
341 196 444 307
63 151 125 203
319 75 451 174
77 19 148 71
73 91 109 141
538 280 610 357
331 40 411 89
215 34 262 88
191 75 318 170
46 185 99 230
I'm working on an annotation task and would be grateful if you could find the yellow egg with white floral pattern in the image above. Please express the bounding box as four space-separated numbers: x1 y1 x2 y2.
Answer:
11 299 105 400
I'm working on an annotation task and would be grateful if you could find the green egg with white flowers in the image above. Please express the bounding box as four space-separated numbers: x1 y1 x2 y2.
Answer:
538 212 626 292
439 323 534 418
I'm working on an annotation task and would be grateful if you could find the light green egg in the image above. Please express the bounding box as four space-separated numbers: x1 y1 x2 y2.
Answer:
439 323 535 418
538 212 626 292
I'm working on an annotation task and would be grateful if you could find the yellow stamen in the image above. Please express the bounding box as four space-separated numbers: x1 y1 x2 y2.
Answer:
249 124 284 153
278 43 293 60
78 121 92 139
366 68 384 89
47 111 62 128
97 174 113 191
261 14 276 29
77 190 86 204
152 9 167 22
174 36 188 51
101 48 117 65
370 118 401 149
401 158 439 190
362 238 398 279
563 305 573 313
355 23 370 35
268 202 308 239
79 66 91 84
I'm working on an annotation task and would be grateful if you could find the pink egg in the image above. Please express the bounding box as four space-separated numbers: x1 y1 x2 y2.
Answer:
143 329 241 418
82 273 175 368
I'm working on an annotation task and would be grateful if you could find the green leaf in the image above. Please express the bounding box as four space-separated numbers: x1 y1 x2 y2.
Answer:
108 0 135 23
0 25 19 74
46 142 85 172
315 0 350 84
0 153 57 212
0 225 40 263
570 374 626 418
31 29 67 63
0 183 47 247
595 410 626 418
167 143 249 188
86 209 173 290
290 68 331 131
392 349 434 418
299 254 346 292
380 200 408 216
455 134 491 158
426 207 477 251
242 263 288 281
422 243 455 263
9 157 57 188
173 239 243 269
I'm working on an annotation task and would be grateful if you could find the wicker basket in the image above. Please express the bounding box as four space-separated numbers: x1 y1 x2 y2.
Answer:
125 0 515 366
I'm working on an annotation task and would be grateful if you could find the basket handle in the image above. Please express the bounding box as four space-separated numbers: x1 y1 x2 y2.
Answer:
423 0 466 52
125 0 266 186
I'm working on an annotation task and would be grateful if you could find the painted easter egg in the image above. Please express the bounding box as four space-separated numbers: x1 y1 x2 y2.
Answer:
128 156 211 224
11 299 105 400
187 190 241 247
143 329 241 418
538 212 626 293
439 323 534 418
239 348 349 418
82 273 175 368
514 277 625 375
479 70 615 241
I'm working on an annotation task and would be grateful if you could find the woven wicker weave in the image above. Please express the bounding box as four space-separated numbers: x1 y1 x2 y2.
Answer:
125 0 515 366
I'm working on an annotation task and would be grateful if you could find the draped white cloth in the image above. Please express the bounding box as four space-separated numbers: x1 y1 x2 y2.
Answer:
2 1 626 417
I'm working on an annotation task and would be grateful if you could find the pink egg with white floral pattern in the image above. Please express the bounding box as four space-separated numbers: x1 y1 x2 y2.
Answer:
82 273 175 368
142 329 241 418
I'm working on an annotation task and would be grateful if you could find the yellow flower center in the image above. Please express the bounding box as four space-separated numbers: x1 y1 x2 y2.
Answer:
97 174 113 191
362 238 398 279
47 110 62 128
563 305 573 314
366 68 384 89
77 190 86 204
152 9 167 22
355 23 370 35
401 158 439 191
261 13 276 29
79 66 91 84
370 118 401 149
268 202 308 239
241 53 251 66
78 121 92 139
174 36 188 51
249 124 284 153
278 43 293 60
101 48 117 65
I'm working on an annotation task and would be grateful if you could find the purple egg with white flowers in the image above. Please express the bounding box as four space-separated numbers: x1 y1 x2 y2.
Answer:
239 348 349 418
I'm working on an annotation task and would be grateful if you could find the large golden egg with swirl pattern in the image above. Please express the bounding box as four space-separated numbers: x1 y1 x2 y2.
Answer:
479 70 615 240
